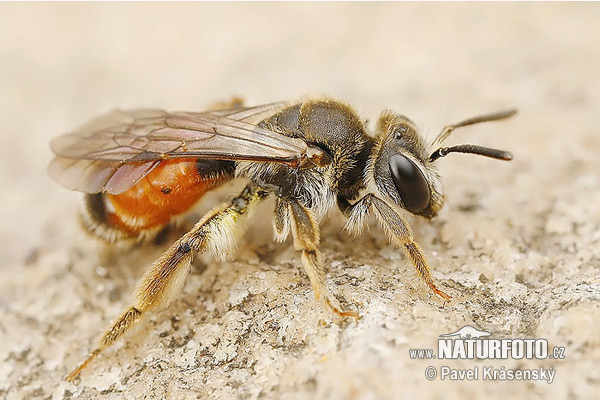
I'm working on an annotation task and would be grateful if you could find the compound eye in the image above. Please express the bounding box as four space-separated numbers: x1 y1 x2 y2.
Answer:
389 154 431 213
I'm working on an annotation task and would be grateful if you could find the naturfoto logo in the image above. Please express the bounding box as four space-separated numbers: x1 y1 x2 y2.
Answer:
410 325 565 383
438 325 550 360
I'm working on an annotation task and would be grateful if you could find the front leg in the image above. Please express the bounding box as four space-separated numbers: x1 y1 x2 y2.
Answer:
339 194 451 302
66 183 269 381
280 198 358 318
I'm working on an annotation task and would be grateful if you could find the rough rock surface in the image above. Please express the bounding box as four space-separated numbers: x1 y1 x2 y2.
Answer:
1 3 598 400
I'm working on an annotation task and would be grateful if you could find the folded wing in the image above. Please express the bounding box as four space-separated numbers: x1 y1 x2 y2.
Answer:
49 103 312 194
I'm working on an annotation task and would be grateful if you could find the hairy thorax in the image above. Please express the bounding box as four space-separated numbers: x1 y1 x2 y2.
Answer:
237 99 374 216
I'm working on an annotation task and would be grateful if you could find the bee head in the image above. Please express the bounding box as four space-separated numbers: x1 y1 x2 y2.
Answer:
370 112 443 218
370 109 516 219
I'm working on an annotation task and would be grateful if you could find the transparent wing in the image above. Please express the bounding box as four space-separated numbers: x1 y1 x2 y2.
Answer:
48 102 311 194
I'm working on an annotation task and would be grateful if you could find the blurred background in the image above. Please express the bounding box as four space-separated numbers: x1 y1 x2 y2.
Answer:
1 3 599 399
1 2 597 261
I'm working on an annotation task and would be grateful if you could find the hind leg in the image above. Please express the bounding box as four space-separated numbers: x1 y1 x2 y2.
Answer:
66 183 269 381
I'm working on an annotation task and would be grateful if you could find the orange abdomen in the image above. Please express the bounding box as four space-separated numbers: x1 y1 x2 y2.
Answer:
104 159 231 234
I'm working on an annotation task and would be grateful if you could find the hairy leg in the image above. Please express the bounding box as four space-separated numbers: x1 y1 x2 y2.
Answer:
66 184 268 381
281 197 358 318
339 194 451 302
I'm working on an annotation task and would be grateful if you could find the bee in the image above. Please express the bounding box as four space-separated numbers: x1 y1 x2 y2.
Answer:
49 98 515 381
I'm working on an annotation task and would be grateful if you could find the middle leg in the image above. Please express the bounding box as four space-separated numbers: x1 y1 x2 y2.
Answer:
283 198 359 318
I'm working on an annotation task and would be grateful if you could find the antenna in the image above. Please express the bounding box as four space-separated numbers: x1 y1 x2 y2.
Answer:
432 109 517 146
430 144 513 162
430 109 516 162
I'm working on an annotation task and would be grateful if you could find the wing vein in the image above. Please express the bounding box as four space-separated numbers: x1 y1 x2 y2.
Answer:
49 103 311 193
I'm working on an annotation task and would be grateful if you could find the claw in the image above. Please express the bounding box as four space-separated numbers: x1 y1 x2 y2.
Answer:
325 298 360 320
430 285 452 308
